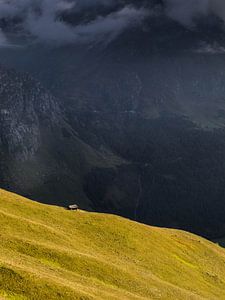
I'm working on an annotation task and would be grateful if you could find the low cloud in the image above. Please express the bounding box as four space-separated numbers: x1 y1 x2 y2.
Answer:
1 0 225 46
165 0 209 26
71 6 148 44
165 0 225 26
0 0 149 45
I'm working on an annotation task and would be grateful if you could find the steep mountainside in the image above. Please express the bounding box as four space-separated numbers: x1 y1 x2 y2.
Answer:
0 65 123 208
1 189 225 299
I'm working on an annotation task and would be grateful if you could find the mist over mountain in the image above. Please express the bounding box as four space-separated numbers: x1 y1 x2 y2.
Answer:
1 0 225 45
1 0 225 239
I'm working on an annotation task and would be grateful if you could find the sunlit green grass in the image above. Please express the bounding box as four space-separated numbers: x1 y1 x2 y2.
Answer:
0 189 225 299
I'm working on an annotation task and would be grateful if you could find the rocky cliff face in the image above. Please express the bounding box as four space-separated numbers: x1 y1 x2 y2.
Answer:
0 65 122 209
0 66 59 160
0 66 58 197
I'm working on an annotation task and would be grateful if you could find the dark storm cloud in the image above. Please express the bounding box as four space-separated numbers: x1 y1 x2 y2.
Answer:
0 0 149 44
0 0 225 46
165 0 225 26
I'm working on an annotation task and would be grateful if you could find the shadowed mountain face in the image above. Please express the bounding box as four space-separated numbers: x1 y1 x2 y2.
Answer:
1 6 225 238
0 65 123 209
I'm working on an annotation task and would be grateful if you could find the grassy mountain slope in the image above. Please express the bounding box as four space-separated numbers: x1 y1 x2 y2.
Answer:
1 189 225 299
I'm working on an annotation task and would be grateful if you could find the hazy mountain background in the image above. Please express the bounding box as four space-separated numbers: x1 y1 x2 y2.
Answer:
1 0 225 238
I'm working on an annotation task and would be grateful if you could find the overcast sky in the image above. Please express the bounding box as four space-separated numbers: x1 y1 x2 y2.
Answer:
0 0 225 46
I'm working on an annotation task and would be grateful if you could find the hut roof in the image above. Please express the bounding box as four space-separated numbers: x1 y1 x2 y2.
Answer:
68 204 79 210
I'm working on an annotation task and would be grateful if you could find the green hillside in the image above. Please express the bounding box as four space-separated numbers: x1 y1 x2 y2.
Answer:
1 189 225 299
